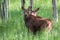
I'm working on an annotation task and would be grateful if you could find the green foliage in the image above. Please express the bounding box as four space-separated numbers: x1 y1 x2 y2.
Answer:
0 0 60 40
0 0 3 3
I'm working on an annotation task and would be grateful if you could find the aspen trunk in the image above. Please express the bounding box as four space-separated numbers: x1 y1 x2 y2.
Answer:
52 0 58 22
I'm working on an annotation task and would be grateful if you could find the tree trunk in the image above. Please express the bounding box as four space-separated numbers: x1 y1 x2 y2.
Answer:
3 0 9 20
1 0 9 20
0 4 1 17
21 0 25 7
0 3 3 19
30 0 33 10
52 0 58 22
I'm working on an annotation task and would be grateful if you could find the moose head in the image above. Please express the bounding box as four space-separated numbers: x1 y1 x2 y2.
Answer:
22 6 40 17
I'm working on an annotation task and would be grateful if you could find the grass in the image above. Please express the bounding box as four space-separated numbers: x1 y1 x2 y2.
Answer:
0 0 60 40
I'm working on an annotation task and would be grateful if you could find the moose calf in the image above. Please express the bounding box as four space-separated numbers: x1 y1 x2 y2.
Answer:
22 6 52 35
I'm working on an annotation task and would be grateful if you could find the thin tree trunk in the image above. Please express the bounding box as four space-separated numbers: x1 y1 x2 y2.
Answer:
1 0 9 20
0 4 1 17
30 0 33 9
21 0 25 7
52 0 58 22
4 0 8 20
0 3 4 19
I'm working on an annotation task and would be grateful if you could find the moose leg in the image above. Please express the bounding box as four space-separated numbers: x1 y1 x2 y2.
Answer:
30 26 37 35
45 23 52 33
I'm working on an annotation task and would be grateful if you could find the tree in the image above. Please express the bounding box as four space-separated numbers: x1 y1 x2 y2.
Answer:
0 0 3 19
0 0 9 20
3 0 9 20
21 0 25 7
0 4 1 18
52 0 58 22
30 0 33 9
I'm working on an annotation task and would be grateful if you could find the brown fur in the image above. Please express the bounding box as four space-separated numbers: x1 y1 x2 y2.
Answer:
22 6 52 34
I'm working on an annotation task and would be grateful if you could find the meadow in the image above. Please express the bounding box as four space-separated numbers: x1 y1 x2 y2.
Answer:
0 0 60 40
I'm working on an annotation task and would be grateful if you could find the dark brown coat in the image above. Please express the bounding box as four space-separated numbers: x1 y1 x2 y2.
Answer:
22 6 52 34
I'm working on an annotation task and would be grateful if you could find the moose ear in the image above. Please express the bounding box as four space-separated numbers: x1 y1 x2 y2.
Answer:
34 8 39 12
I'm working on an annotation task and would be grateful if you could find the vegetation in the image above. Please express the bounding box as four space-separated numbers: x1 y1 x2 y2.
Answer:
0 0 60 40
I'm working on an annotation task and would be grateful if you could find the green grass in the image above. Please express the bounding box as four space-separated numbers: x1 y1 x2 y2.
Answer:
0 0 60 40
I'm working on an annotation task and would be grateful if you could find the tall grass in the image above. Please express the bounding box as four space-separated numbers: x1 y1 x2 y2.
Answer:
0 0 60 40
